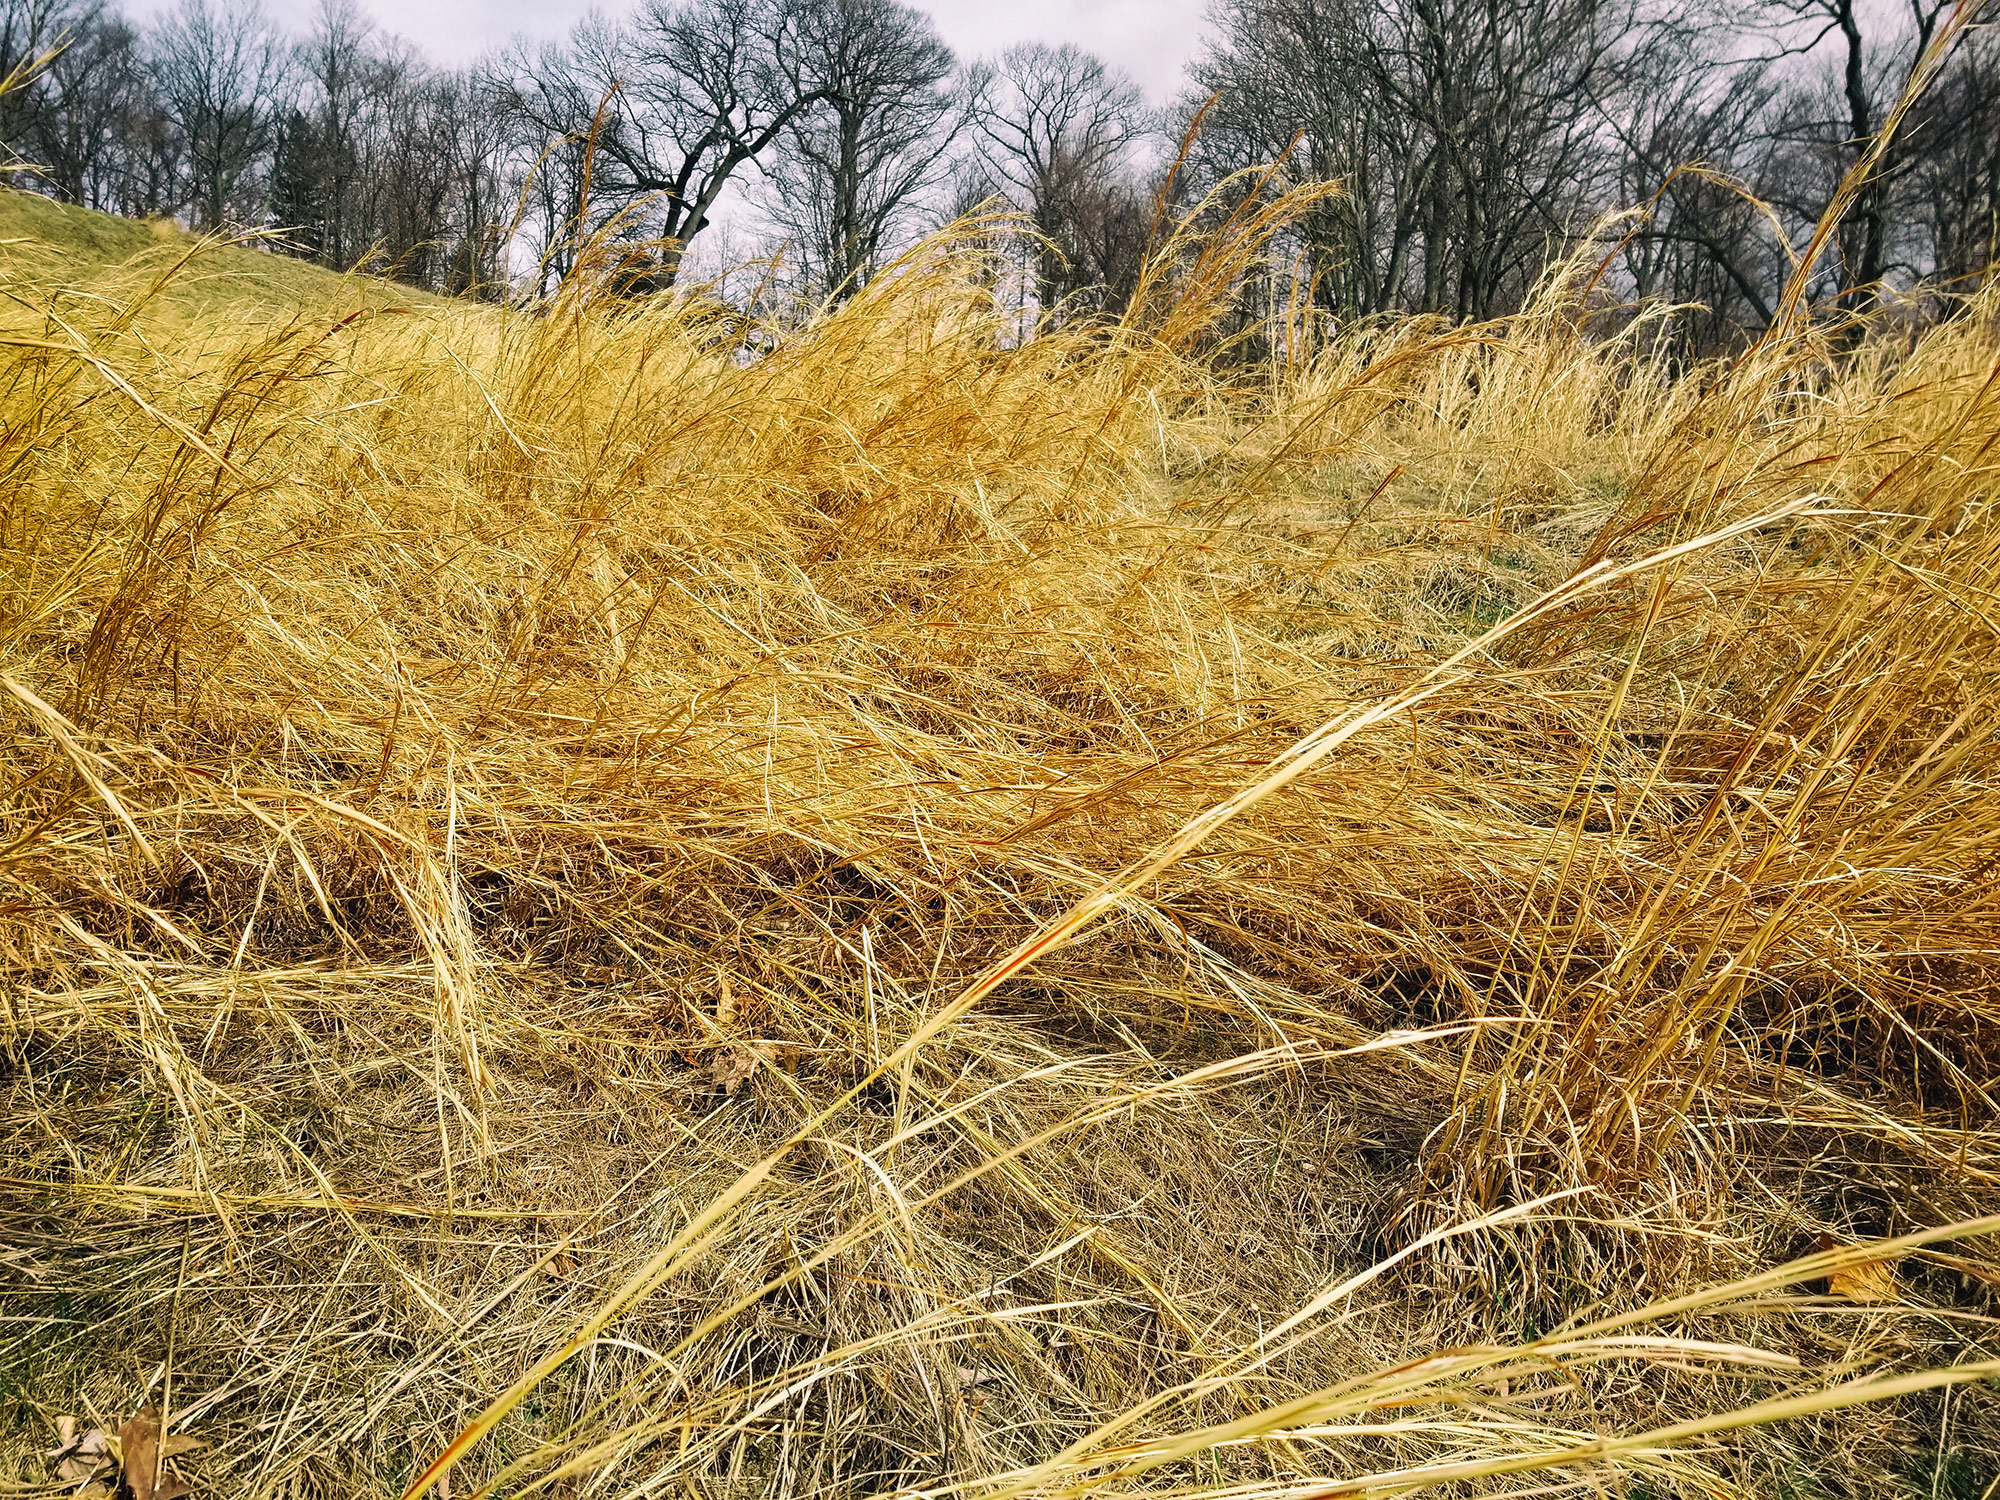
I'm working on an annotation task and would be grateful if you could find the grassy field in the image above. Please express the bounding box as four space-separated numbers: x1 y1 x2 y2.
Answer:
2 189 1999 1499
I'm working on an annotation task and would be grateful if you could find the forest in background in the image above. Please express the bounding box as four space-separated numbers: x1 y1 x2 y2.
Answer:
0 0 1997 340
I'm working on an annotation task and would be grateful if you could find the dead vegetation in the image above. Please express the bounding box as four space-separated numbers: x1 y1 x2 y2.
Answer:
1 205 1999 1499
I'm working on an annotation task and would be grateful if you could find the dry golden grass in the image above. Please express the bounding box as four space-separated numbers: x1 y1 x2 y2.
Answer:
1 199 1999 1499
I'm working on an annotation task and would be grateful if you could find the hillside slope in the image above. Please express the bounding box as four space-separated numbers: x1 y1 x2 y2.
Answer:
0 189 442 316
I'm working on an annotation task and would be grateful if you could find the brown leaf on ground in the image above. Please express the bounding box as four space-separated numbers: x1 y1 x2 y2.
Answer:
1819 1237 1901 1303
48 1415 114 1486
115 1408 200 1500
708 1044 767 1094
117 1410 162 1500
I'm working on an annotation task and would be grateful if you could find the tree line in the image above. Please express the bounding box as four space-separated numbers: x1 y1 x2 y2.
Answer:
1 0 1995 340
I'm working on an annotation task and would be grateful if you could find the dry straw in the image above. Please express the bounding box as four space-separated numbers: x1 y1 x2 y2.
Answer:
3 66 2000 1497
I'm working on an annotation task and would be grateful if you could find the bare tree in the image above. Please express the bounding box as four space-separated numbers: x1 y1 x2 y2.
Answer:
0 0 166 212
1 1 149 208
431 68 514 296
970 41 1149 314
1185 0 1641 321
148 0 287 231
1598 16 1788 337
368 55 458 284
492 0 839 288
1761 0 1957 310
1183 0 1430 317
1062 159 1156 314
277 0 379 266
1905 18 2000 290
270 30 511 294
0 0 60 172
1399 0 1639 317
758 0 958 299
492 30 596 291
0 0 1986 332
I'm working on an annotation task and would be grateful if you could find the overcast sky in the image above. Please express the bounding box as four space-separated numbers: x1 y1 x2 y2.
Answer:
146 0 1215 102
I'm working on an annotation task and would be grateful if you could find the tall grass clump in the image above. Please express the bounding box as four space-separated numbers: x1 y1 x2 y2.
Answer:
0 188 1998 1500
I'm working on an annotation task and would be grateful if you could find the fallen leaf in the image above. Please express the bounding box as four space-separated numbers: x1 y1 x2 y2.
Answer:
48 1417 113 1486
1829 1258 1901 1303
59 1453 110 1485
1819 1238 1901 1303
118 1410 162 1500
708 1045 758 1095
116 1409 197 1500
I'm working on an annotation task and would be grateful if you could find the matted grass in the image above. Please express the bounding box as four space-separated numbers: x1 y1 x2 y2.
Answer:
0 201 1998 1499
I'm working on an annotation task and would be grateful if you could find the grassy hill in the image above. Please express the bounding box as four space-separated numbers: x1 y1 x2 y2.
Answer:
0 188 442 317
1 200 1997 1499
